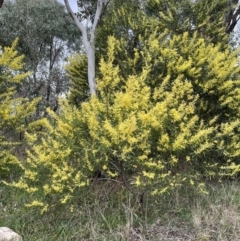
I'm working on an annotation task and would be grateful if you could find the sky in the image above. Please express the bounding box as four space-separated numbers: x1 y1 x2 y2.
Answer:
58 0 78 12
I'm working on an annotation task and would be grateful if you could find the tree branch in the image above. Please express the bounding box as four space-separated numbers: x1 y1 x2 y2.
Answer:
100 0 111 19
226 4 240 33
79 0 91 17
64 0 92 57
64 0 88 43
92 0 104 33
0 0 4 8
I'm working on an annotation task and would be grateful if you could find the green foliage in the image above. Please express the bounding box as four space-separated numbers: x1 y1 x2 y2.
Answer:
146 0 230 45
0 39 40 178
139 30 240 123
65 53 90 105
0 0 81 115
97 0 146 63
0 0 79 69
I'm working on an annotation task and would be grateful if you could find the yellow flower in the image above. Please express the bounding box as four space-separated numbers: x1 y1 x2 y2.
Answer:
51 184 63 193
60 194 72 204
135 176 141 186
70 205 74 213
143 171 155 179
25 200 44 207
151 189 158 195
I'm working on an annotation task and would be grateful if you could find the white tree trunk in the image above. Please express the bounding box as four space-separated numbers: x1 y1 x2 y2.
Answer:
86 43 96 95
64 0 107 96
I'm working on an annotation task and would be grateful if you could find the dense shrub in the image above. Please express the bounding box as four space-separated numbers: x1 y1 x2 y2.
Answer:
9 33 240 212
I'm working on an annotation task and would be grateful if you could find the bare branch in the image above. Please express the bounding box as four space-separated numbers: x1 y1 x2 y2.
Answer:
64 0 89 49
0 0 4 8
226 4 240 33
100 0 111 19
64 0 85 34
79 0 91 17
92 0 104 33
64 0 111 96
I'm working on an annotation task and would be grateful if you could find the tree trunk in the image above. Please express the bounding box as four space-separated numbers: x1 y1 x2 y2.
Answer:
64 0 108 96
87 44 96 95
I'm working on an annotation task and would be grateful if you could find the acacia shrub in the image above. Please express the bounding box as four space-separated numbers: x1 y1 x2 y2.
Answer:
9 36 235 212
0 39 40 179
138 31 240 123
137 30 240 169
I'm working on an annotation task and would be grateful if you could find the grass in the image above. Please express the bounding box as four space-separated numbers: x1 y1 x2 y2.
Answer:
1 180 240 240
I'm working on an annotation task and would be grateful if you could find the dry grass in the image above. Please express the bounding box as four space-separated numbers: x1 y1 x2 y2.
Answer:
1 180 240 240
192 182 240 241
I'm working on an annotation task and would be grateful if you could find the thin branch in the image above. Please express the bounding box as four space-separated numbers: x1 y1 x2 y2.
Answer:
100 0 111 19
89 175 124 185
64 0 85 34
79 0 91 17
64 0 89 48
226 5 240 33
0 0 4 8
92 0 104 33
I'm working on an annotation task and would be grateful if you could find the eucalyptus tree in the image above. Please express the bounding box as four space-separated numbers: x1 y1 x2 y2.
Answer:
65 0 146 104
0 0 81 116
64 0 111 95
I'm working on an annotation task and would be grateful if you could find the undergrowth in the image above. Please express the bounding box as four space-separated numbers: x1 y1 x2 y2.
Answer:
1 179 240 240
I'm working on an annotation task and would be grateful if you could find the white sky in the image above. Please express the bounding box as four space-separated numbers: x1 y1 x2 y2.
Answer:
57 0 78 12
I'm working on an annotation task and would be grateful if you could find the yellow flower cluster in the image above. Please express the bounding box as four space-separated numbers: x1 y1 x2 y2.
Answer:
0 39 40 175
9 27 240 212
